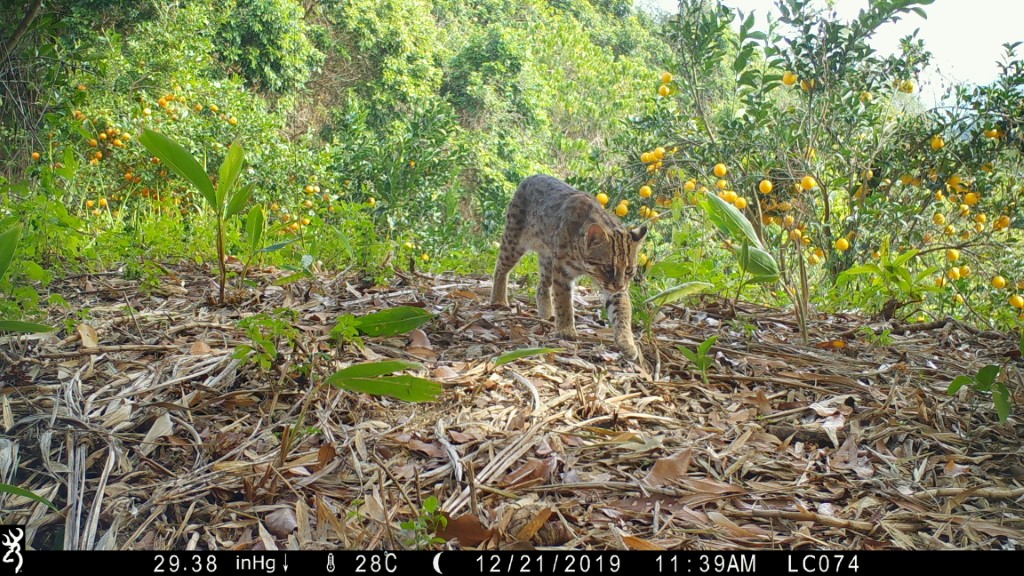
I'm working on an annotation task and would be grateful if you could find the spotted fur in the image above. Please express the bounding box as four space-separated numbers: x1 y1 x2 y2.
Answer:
490 175 647 361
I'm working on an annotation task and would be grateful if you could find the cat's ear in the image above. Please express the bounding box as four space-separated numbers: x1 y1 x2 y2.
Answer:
630 225 648 243
586 223 610 247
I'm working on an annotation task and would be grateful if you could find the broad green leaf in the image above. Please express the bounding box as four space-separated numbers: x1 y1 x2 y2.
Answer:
644 282 713 307
697 335 718 356
947 375 973 395
273 271 311 286
838 263 884 280
329 360 422 379
494 347 562 366
225 182 256 219
262 237 301 253
976 364 1001 388
0 224 21 280
678 347 698 363
0 320 54 333
245 205 264 253
330 374 442 402
701 192 762 248
355 306 433 337
0 482 60 512
892 249 919 267
738 246 779 280
216 140 245 209
138 129 216 207
994 383 1011 423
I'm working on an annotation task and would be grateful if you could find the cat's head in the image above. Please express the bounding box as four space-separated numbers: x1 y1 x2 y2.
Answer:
584 223 648 292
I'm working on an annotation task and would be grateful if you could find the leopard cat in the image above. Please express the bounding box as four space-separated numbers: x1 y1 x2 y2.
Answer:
490 174 647 361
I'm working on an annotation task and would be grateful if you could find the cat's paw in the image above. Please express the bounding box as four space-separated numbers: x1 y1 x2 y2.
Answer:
555 327 579 340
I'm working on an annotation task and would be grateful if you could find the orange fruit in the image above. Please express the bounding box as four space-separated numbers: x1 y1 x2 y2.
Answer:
596 193 609 206
713 163 727 178
734 197 748 209
945 249 960 262
992 276 1007 289
800 175 817 190
1010 294 1024 309
758 179 772 194
835 238 850 251
782 71 797 86
660 72 672 84
639 185 653 198
930 135 944 150
658 85 670 97
615 203 628 217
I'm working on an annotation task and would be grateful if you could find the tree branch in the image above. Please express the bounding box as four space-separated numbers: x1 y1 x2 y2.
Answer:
2 0 43 61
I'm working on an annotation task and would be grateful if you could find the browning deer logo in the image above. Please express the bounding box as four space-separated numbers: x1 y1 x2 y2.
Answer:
1 527 23 574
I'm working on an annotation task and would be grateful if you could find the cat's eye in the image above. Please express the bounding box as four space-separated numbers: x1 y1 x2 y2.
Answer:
626 267 636 276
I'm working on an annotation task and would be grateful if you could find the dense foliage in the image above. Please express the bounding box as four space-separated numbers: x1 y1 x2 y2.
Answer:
1 0 1022 332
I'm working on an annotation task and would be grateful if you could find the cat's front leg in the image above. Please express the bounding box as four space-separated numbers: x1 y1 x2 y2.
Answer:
551 273 577 339
605 290 640 361
536 256 554 319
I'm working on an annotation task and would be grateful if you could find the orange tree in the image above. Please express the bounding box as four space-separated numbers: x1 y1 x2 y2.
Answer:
616 0 1022 330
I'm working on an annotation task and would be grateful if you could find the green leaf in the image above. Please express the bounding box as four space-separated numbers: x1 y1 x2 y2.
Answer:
678 347 698 363
892 249 919 267
216 140 245 210
354 306 433 337
993 383 1011 424
701 192 762 248
329 374 442 402
838 263 884 280
0 482 60 512
245 205 264 253
262 237 301 253
976 364 1001 388
644 282 713 307
138 129 216 207
494 347 562 366
330 360 422 379
947 375 973 395
0 224 22 281
273 271 310 286
697 335 718 356
738 246 779 280
225 182 256 219
0 320 54 333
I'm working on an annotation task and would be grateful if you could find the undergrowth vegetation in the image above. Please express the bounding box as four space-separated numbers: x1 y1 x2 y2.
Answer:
2 0 1022 330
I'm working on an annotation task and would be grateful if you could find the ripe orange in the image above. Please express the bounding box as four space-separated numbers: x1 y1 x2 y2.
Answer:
640 152 651 164
596 192 609 206
800 175 816 190
639 185 653 198
959 265 970 278
992 276 1007 289
758 179 772 194
835 238 850 251
930 135 944 150
945 249 960 262
713 163 727 178
1010 294 1024 309
734 197 748 209
964 192 979 205
615 203 628 217
954 294 964 305
683 180 696 192
789 229 802 242
660 72 672 84
722 190 738 204
653 146 666 160
98 197 108 207
948 268 961 281
782 71 797 86
933 213 946 226
658 85 671 97
716 179 729 190
31 152 40 160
